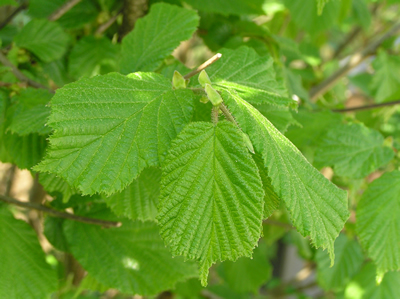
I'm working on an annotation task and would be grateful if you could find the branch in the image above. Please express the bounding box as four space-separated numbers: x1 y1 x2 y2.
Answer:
0 51 54 93
310 22 400 102
332 99 400 113
118 0 148 41
48 0 82 21
95 9 122 36
0 2 28 30
0 195 122 228
183 53 222 80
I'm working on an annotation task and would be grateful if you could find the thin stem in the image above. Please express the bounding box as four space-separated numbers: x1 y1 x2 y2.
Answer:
0 51 54 93
0 2 28 30
0 195 122 228
48 0 82 21
95 9 123 36
310 22 400 102
183 53 222 80
211 106 219 124
332 99 400 112
219 103 239 127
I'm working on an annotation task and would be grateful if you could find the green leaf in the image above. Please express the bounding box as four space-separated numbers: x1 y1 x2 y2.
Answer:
253 154 280 219
217 241 272 293
3 133 47 169
120 3 199 74
69 36 119 78
317 0 330 14
254 104 300 133
284 0 340 35
203 47 296 108
0 207 57 298
314 123 394 179
39 172 78 203
44 217 70 252
0 0 18 6
285 109 343 150
356 171 400 274
63 208 197 296
14 19 69 62
316 234 364 291
157 121 264 285
223 90 349 262
184 0 264 15
344 263 400 299
103 167 161 221
369 51 400 103
352 0 371 30
34 72 194 195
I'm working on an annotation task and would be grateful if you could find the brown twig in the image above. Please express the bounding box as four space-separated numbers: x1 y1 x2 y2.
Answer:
0 51 54 93
48 0 82 21
332 26 362 59
310 22 400 102
95 9 123 36
183 53 222 80
332 99 400 112
118 0 148 42
0 2 28 30
0 194 122 228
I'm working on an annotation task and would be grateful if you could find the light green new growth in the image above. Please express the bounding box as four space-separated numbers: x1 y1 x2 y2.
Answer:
172 71 187 89
315 123 394 179
0 207 57 298
34 72 194 195
120 3 199 74
14 19 69 62
356 171 400 274
157 121 264 286
64 209 197 296
205 84 223 107
223 90 349 262
198 70 212 87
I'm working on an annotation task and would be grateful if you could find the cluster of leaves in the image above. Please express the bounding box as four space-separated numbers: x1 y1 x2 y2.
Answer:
0 0 400 298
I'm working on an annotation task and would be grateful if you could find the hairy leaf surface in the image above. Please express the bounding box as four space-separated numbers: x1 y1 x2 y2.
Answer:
315 123 394 178
223 90 349 261
203 47 295 108
35 72 194 195
104 167 161 221
158 121 264 285
14 19 69 62
316 234 364 291
63 208 197 296
0 207 57 298
356 171 400 274
120 3 199 74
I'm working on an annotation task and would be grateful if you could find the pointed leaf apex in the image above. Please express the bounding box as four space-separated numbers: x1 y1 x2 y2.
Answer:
172 70 186 89
205 84 223 107
242 132 255 154
198 70 212 87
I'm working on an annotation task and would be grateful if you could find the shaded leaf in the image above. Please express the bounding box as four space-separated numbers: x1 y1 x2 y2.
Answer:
356 171 400 274
14 19 69 62
104 167 161 221
0 207 57 298
39 172 78 203
315 123 394 178
63 207 197 296
185 0 263 15
120 3 199 74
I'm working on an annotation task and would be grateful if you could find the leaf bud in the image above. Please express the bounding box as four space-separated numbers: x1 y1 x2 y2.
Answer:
205 84 223 107
200 96 209 104
242 132 255 154
172 70 186 89
198 70 211 87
